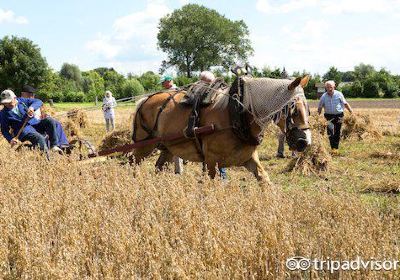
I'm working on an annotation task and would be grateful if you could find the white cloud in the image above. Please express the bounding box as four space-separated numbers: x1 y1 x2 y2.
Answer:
320 0 394 14
0 9 28 24
178 0 189 6
256 0 317 14
256 0 400 14
282 19 330 50
112 2 168 41
85 0 169 73
85 33 122 59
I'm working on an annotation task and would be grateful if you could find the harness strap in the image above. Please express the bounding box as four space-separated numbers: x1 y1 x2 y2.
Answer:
133 91 180 142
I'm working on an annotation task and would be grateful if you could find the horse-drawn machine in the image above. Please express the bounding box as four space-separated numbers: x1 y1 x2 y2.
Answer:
15 70 312 184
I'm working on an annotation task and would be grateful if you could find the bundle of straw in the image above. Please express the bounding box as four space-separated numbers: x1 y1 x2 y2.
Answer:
286 133 332 175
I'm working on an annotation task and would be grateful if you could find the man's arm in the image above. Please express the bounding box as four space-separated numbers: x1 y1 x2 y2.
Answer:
0 115 13 142
339 93 353 114
345 103 353 114
20 97 43 111
317 94 324 115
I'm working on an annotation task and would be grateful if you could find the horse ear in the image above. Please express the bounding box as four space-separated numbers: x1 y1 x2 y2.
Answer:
288 77 302 91
300 75 310 88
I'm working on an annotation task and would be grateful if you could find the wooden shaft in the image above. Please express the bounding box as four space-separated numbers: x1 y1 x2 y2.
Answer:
91 124 215 158
14 117 30 139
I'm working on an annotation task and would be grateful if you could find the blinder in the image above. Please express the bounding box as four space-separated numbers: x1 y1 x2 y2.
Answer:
285 101 309 151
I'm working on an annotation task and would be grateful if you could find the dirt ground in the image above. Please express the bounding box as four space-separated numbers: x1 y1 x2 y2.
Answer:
309 99 400 108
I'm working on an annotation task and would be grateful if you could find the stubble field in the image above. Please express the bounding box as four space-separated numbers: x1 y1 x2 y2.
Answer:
0 102 399 279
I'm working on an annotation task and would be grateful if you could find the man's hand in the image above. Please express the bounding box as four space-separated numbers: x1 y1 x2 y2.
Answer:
345 103 353 114
27 107 35 117
10 138 18 147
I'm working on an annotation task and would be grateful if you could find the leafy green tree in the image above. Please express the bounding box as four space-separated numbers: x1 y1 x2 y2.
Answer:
374 69 399 98
261 66 281 78
323 66 342 85
102 69 126 97
363 78 380 98
157 4 253 77
350 80 363 97
0 36 49 92
251 67 263 78
341 71 355 82
60 63 82 86
138 71 161 92
82 70 105 101
93 67 114 77
174 75 198 87
304 74 321 99
64 91 86 102
35 71 62 101
121 79 145 98
353 63 375 80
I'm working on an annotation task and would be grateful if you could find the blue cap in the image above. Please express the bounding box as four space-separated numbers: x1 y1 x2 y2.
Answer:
160 75 173 84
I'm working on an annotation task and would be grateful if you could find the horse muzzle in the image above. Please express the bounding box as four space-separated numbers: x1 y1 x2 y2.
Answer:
287 128 312 152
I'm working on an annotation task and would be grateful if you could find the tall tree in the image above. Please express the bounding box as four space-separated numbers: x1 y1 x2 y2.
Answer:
102 69 126 97
323 66 342 85
60 63 82 87
353 63 375 80
82 70 105 101
0 36 49 91
157 4 253 77
138 71 161 92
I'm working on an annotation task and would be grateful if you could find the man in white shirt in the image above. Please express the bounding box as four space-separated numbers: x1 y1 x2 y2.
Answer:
318 80 353 152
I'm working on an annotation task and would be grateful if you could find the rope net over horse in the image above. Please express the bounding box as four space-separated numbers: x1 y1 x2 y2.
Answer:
242 77 303 129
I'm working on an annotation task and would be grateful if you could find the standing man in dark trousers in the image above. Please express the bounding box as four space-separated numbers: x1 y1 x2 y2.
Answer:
318 80 353 154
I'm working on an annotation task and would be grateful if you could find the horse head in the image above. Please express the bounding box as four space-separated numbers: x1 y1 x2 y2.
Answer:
277 76 312 152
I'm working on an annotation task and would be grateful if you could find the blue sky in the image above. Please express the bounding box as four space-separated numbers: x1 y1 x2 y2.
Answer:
1 0 400 75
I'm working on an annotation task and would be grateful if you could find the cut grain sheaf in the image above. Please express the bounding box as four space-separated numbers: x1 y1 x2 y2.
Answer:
342 113 382 140
286 133 331 176
98 129 132 151
66 109 88 128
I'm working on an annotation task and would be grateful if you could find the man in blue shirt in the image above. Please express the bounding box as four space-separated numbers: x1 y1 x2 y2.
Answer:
0 89 62 153
318 80 353 152
20 85 70 148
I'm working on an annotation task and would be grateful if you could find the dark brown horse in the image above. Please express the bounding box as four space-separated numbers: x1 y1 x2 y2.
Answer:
131 76 311 184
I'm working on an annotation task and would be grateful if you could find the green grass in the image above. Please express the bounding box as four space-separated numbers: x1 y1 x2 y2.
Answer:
51 102 136 111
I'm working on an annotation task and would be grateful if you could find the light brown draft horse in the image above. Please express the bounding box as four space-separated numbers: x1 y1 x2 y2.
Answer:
131 76 311 184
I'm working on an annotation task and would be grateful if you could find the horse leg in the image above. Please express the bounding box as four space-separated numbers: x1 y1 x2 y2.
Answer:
155 149 174 171
205 162 217 179
244 151 272 185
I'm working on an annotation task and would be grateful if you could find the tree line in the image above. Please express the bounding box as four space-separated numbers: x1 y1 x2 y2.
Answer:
1 35 399 102
0 2 399 102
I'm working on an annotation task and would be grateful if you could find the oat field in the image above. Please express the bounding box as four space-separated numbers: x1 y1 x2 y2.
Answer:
0 103 399 279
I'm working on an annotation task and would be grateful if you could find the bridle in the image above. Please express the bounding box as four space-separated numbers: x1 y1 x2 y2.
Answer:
285 99 310 134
